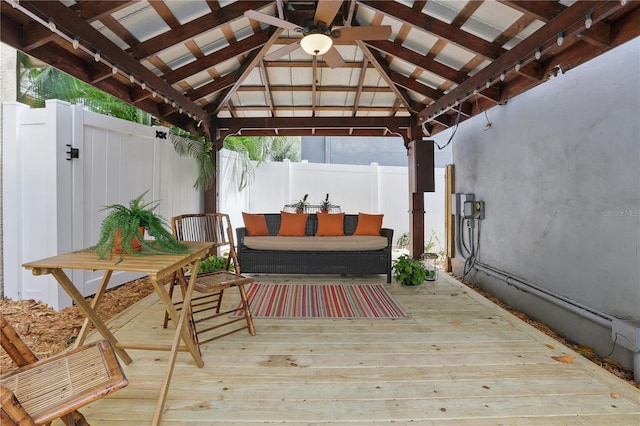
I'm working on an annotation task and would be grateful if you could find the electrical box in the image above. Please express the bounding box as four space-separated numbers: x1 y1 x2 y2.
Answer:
463 200 485 220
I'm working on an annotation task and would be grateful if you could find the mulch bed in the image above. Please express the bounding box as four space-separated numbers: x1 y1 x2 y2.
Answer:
0 278 154 373
1 276 637 389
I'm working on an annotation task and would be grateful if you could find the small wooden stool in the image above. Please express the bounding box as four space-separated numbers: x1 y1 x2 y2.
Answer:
0 314 128 425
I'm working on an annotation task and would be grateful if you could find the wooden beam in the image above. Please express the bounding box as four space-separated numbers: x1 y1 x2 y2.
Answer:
222 128 409 138
163 30 271 84
70 1 135 21
418 1 625 122
360 0 505 60
365 40 468 85
390 71 443 101
216 116 411 131
356 41 417 114
130 1 271 59
211 28 285 115
501 1 615 54
27 0 206 121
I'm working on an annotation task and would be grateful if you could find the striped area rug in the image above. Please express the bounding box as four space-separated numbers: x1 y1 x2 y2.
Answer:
232 283 407 319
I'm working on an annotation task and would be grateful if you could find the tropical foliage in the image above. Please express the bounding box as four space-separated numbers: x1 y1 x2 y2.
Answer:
169 129 215 191
223 135 301 190
16 52 301 192
19 53 152 124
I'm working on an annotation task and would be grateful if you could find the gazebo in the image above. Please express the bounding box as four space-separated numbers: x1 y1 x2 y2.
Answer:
3 0 637 255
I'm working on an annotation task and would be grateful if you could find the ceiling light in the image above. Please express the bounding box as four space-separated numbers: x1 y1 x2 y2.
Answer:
300 33 333 56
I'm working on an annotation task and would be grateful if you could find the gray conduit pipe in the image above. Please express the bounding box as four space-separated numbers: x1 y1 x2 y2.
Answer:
453 194 637 382
452 195 613 328
470 260 613 328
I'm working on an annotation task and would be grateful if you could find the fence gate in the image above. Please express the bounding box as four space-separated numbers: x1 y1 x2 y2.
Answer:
2 100 200 310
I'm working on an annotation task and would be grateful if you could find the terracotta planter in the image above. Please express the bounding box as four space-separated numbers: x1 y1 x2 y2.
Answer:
113 227 144 254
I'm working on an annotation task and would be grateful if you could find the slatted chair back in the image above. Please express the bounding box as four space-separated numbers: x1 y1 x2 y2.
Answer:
0 314 128 425
165 213 256 346
172 213 240 273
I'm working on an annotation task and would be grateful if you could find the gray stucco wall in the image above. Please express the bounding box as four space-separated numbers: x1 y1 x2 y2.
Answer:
442 39 639 370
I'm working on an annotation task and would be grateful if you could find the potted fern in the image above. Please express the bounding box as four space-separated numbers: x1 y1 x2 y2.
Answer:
95 190 188 261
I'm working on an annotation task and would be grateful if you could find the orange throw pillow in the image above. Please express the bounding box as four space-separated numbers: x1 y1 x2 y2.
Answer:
316 212 345 236
353 213 384 236
277 212 309 236
242 212 270 236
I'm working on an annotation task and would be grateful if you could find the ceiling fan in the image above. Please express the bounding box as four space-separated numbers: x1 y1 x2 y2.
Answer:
245 0 392 68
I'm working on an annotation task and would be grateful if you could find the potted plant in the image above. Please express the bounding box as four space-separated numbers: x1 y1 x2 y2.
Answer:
392 254 427 286
319 193 331 213
294 193 309 213
95 190 188 261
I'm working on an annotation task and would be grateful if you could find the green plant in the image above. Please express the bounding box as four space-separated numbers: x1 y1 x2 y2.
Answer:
95 190 188 261
319 193 331 212
392 254 427 286
396 230 445 259
294 194 309 212
170 129 215 191
198 255 231 273
396 232 410 250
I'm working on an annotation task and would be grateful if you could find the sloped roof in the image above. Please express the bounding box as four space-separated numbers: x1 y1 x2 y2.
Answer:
2 0 639 142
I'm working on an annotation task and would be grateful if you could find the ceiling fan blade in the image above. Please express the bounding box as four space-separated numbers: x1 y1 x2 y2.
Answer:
322 46 345 69
314 0 343 26
263 42 301 61
244 9 302 32
335 26 392 42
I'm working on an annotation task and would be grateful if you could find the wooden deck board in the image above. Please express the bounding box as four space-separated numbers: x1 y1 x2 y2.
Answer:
66 273 639 425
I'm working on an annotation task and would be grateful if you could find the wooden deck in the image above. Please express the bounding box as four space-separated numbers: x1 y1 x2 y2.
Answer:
74 273 639 425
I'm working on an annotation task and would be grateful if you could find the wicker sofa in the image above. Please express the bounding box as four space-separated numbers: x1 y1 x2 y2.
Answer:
236 213 394 282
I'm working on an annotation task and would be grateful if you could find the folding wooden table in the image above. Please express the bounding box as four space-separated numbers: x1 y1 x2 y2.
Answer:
22 241 212 425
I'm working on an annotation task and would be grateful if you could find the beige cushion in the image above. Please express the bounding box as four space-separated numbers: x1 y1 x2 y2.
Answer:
243 236 388 251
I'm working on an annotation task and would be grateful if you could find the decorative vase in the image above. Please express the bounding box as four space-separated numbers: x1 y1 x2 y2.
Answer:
113 227 144 254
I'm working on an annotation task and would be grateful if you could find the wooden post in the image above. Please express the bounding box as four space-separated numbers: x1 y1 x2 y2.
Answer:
204 118 219 213
444 164 455 272
410 192 425 259
407 119 435 259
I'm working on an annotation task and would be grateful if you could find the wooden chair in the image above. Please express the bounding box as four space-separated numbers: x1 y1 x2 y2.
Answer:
164 213 256 346
0 314 128 425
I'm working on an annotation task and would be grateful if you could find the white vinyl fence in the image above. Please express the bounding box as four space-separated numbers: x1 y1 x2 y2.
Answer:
2 100 201 309
218 150 446 257
3 101 445 310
